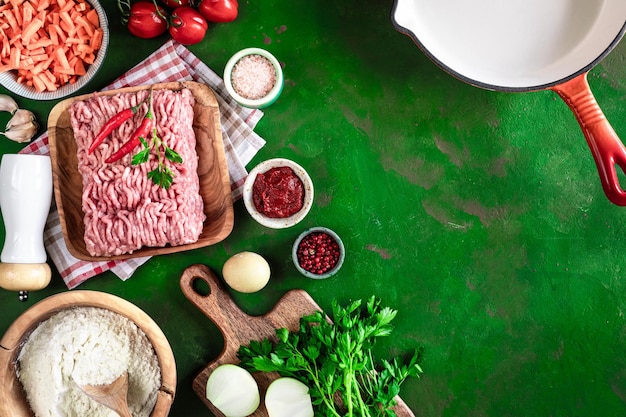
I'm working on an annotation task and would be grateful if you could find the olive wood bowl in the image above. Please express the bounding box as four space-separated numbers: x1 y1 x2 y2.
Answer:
48 81 234 261
0 291 176 417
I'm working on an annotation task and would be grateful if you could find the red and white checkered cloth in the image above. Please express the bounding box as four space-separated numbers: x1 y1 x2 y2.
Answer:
20 40 266 289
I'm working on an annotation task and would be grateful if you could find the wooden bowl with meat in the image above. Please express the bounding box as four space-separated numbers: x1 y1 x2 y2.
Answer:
48 81 234 261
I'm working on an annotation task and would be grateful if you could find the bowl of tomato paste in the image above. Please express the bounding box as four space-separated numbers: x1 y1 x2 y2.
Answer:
243 158 314 229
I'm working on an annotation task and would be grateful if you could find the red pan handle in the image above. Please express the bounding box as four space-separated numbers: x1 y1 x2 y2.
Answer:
550 72 626 206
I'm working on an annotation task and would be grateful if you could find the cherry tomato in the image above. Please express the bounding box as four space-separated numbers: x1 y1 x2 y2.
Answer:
161 0 191 8
198 0 238 23
126 1 168 39
169 7 208 45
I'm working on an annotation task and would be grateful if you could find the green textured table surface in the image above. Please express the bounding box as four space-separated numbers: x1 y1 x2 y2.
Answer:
3 1 626 416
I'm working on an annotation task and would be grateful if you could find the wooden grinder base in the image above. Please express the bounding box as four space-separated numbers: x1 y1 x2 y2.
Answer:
0 263 51 291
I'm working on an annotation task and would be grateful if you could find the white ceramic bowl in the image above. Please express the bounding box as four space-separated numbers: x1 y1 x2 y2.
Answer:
243 158 313 229
223 48 284 108
292 227 345 279
0 0 109 100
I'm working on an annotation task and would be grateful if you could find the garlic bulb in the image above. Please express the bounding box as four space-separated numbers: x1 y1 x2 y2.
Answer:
0 94 18 114
1 109 39 143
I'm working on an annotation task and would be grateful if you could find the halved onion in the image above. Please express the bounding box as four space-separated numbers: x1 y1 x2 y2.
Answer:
265 377 314 417
206 364 260 417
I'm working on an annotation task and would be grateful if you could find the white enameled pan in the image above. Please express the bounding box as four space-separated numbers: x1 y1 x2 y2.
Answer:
392 0 626 205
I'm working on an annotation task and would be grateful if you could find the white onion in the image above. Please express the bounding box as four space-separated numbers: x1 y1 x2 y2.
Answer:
265 377 314 417
222 252 271 293
206 364 260 417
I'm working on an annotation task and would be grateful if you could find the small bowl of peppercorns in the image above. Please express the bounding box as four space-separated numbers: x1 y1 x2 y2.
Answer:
292 227 345 279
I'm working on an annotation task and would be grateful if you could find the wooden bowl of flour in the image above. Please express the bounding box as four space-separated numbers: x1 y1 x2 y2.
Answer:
0 291 176 417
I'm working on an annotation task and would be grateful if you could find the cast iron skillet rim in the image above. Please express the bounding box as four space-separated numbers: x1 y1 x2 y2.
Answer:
390 1 626 93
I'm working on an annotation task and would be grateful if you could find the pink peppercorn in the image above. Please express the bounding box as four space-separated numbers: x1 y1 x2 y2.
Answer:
296 231 342 275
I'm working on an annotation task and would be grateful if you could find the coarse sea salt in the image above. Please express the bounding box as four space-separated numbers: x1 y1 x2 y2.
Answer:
231 54 277 100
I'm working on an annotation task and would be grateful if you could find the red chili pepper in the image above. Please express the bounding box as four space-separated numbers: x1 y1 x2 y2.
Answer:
105 89 154 164
88 95 150 154
104 118 152 163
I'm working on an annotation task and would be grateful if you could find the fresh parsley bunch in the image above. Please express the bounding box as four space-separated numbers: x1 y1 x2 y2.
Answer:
237 296 423 417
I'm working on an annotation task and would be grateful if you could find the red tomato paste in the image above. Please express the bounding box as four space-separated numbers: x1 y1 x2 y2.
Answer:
252 166 304 218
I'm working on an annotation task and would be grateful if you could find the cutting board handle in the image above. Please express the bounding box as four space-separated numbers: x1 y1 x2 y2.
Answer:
179 264 253 362
180 264 324 363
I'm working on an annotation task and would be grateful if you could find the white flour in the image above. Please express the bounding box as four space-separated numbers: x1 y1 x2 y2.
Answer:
17 307 161 417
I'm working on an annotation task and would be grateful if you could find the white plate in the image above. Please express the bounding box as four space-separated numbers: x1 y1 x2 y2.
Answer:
0 0 109 100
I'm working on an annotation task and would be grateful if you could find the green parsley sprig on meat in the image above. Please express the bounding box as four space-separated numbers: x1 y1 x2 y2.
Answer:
237 296 423 417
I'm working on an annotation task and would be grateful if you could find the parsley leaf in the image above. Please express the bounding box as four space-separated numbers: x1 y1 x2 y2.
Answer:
165 145 183 164
131 137 151 165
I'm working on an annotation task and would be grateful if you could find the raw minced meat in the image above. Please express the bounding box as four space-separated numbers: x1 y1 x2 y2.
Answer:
70 88 206 257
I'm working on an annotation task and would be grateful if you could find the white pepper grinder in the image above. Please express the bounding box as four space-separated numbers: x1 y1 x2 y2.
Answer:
0 154 53 293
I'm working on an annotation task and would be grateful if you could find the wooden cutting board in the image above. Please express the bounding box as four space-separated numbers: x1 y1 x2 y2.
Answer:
179 264 415 417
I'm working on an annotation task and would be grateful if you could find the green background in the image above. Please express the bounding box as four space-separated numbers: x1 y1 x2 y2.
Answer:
3 1 626 416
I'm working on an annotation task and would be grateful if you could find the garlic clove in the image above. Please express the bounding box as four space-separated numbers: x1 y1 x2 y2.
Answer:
2 109 39 143
6 109 36 130
0 94 18 114
1 117 39 143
